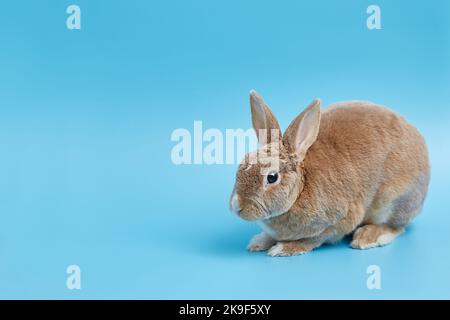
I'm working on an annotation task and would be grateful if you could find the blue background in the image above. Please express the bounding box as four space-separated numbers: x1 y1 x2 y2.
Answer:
0 0 449 299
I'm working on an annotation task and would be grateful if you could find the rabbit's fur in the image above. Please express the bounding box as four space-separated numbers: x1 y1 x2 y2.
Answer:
230 91 430 256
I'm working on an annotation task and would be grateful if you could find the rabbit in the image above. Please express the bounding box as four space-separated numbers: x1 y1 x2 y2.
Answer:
229 90 430 257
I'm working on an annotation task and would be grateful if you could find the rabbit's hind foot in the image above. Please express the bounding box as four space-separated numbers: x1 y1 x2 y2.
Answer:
350 224 404 250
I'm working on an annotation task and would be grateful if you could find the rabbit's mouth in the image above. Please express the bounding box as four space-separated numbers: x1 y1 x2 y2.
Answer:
238 198 271 221
230 188 276 221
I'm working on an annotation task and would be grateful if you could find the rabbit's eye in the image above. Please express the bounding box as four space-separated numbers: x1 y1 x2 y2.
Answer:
267 172 278 184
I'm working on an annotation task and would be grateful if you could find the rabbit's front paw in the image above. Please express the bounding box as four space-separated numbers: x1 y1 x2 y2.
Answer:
247 232 276 252
267 241 311 257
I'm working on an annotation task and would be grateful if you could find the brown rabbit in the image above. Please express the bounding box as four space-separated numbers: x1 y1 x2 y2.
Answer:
229 90 430 257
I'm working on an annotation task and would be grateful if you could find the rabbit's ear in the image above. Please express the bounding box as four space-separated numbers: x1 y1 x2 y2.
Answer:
283 99 321 160
250 90 281 145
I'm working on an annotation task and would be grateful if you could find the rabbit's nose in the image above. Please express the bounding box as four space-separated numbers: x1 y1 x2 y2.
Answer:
231 193 242 214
